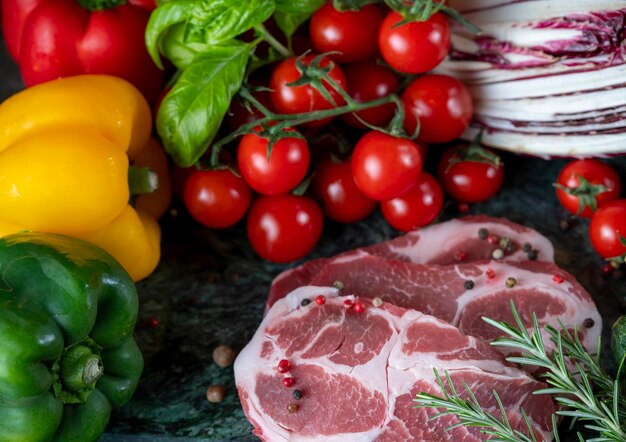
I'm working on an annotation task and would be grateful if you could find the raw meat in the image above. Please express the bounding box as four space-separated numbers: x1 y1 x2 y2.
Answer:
268 251 602 357
269 215 554 308
235 287 556 441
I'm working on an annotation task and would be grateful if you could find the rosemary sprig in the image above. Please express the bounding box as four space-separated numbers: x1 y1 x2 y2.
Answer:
414 370 544 442
414 303 626 441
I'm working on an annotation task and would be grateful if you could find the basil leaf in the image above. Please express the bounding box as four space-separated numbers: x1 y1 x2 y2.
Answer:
156 43 251 167
273 10 311 39
146 0 195 69
184 0 275 45
275 0 325 14
160 23 214 70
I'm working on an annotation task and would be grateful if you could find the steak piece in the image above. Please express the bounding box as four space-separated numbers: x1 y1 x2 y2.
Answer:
235 287 556 441
269 216 554 309
267 250 602 357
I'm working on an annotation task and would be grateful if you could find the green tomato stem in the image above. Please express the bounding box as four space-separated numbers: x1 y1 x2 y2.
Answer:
209 93 398 167
254 24 292 58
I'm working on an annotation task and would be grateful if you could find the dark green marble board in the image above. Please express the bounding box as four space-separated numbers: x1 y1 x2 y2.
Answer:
1 38 625 442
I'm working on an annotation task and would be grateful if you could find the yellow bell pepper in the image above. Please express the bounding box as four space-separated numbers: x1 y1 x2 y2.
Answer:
0 75 171 281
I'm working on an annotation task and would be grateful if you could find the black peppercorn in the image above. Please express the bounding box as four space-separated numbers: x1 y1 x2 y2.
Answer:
522 243 532 253
301 298 311 307
464 280 475 290
293 389 302 400
478 228 489 239
583 318 595 328
528 249 538 261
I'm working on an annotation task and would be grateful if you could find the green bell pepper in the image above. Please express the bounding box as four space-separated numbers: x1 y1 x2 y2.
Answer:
0 232 143 441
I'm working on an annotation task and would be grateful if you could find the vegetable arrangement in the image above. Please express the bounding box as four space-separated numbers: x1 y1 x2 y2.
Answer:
0 75 172 281
415 304 626 441
0 232 143 442
147 0 505 262
439 1 626 157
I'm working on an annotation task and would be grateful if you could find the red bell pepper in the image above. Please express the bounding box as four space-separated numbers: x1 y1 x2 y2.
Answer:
1 0 164 102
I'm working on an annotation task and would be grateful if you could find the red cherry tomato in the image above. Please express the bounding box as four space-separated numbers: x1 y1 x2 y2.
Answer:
589 200 626 259
380 172 443 232
309 3 383 64
184 169 252 229
237 129 310 195
438 144 504 203
247 194 324 263
312 157 378 223
402 74 473 144
269 54 347 127
378 11 450 74
556 159 621 218
381 172 444 231
339 61 399 129
351 131 422 201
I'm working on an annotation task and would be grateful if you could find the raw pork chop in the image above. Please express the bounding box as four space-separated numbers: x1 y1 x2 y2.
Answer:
267 250 602 356
269 216 554 308
235 287 556 441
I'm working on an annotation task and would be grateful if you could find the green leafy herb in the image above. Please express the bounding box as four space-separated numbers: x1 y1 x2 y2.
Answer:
273 10 311 40
415 303 626 441
274 0 325 14
156 42 251 167
146 0 274 68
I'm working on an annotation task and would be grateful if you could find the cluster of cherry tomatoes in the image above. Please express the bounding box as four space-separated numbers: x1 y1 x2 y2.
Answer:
180 3 505 263
555 160 626 266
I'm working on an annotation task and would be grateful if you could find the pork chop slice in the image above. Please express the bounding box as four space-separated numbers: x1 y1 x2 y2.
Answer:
269 215 554 310
235 286 556 442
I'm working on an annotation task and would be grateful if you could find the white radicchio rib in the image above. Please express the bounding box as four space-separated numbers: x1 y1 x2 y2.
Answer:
440 1 626 157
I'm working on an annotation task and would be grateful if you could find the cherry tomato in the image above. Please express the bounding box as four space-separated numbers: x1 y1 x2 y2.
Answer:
402 74 473 144
351 131 422 201
589 200 626 259
184 169 252 229
339 61 399 129
438 144 504 203
309 3 383 64
312 157 378 223
555 159 621 218
237 129 310 195
269 54 347 127
247 194 324 263
381 172 443 231
378 11 450 74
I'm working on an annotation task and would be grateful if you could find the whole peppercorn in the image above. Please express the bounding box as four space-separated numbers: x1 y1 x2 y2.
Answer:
301 298 312 307
478 228 489 239
353 302 365 313
206 385 226 403
293 389 303 400
315 295 326 305
212 345 237 368
287 403 298 413
528 249 538 261
492 249 504 260
372 297 383 307
505 277 517 288
522 243 532 253
464 280 475 290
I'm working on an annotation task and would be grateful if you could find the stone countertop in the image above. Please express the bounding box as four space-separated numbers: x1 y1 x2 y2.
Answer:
1 37 624 442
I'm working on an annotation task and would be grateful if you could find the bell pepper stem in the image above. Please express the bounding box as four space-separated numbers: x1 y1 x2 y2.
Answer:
59 344 104 391
129 166 159 196
75 0 126 10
